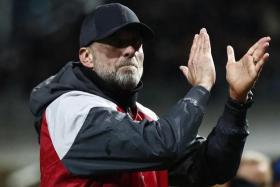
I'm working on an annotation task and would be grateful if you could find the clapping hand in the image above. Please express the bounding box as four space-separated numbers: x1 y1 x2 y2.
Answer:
226 37 271 102
180 28 216 91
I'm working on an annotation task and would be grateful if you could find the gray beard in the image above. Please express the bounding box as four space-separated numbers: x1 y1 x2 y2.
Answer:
95 66 143 90
115 70 141 90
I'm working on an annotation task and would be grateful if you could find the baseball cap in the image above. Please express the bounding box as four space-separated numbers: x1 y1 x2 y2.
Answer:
79 3 154 47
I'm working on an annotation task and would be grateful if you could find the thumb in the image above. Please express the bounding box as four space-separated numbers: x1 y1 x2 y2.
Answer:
227 45 236 63
179 66 189 79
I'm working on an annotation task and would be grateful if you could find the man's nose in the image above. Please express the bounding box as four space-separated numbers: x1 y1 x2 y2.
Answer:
122 45 137 58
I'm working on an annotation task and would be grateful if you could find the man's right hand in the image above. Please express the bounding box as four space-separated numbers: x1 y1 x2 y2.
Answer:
180 28 216 91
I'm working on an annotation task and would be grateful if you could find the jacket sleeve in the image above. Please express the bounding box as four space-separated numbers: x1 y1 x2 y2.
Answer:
168 98 250 187
45 86 210 176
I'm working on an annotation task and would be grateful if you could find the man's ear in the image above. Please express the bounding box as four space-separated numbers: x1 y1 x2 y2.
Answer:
79 47 94 68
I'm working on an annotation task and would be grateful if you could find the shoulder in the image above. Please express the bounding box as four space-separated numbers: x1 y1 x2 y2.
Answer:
47 91 117 113
45 91 118 137
44 91 118 159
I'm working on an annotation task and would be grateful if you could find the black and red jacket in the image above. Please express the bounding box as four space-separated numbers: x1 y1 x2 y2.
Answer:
29 61 250 187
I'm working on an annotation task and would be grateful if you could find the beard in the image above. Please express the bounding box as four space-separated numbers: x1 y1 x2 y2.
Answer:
94 58 143 90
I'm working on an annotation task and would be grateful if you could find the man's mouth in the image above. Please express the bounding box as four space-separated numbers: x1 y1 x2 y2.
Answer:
118 64 137 68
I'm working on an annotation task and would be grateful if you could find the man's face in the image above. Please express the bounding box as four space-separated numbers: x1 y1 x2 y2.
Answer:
88 28 144 90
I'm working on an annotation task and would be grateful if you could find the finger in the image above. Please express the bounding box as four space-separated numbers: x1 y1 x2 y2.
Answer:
256 53 269 73
197 29 204 56
200 28 207 53
188 34 198 64
227 45 236 63
244 54 255 74
204 29 211 53
193 31 202 63
247 36 271 55
252 65 263 88
201 28 211 54
257 65 263 79
179 66 189 79
252 42 270 62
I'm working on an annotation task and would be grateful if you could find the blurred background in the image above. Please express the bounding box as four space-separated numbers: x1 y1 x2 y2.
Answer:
0 0 279 186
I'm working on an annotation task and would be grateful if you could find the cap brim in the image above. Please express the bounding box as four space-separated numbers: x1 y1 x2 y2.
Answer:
95 22 154 41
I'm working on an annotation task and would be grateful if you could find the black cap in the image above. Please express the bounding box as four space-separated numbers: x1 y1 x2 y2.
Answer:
79 3 154 47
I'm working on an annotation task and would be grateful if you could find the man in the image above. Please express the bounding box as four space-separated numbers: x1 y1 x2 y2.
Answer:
29 3 271 187
213 150 272 187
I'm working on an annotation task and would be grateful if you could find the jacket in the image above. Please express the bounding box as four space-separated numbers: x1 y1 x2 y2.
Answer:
29 61 250 187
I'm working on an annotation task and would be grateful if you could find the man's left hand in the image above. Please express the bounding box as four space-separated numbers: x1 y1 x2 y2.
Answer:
226 37 271 103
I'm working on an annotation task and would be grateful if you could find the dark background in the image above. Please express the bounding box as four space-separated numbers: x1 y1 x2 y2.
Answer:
0 0 279 186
